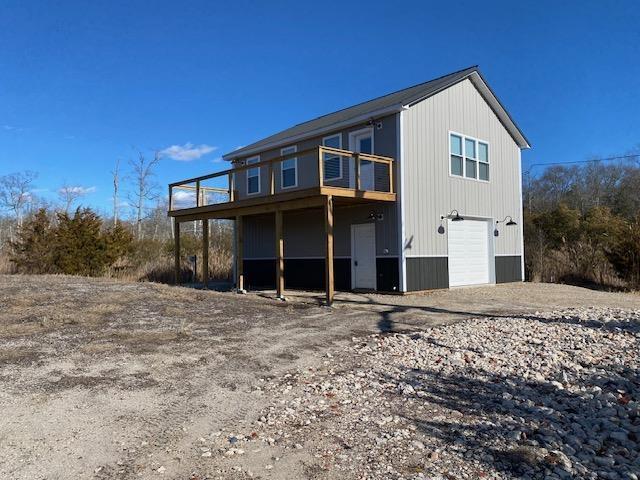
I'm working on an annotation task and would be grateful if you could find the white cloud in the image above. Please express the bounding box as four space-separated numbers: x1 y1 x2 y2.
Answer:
171 190 197 209
58 186 96 195
160 143 217 161
2 124 24 132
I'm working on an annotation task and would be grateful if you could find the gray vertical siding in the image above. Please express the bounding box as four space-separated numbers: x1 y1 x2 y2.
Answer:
406 257 449 291
232 114 397 200
495 255 523 283
402 78 523 258
243 202 398 259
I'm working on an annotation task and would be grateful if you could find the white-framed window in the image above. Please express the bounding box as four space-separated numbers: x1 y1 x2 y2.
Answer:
322 133 343 180
478 141 489 181
280 145 297 189
449 132 489 182
246 155 260 194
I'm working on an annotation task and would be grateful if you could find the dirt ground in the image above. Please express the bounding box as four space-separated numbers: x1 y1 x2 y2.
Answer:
1 275 639 479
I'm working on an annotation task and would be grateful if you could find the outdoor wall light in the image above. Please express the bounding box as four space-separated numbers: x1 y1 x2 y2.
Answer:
438 210 464 234
442 210 464 222
494 216 518 237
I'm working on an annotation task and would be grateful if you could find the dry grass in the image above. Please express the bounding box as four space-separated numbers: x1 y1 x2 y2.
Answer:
110 247 232 285
0 251 15 274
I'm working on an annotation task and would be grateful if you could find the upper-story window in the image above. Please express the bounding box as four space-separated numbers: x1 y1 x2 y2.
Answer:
280 146 297 189
322 133 343 180
246 156 260 194
450 133 489 182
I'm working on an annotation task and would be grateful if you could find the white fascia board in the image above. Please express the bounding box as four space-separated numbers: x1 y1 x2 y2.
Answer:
467 73 531 149
397 109 407 292
405 71 531 150
223 103 405 161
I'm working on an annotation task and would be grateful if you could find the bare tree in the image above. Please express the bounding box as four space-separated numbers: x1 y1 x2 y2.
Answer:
128 149 160 239
112 159 121 226
0 171 37 227
58 183 88 213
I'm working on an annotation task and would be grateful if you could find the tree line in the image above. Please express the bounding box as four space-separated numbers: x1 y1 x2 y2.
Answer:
0 149 233 281
523 155 640 289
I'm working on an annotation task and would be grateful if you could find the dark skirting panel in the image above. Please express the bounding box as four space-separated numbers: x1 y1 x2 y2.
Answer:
243 258 350 291
495 255 523 283
376 257 400 292
406 256 449 291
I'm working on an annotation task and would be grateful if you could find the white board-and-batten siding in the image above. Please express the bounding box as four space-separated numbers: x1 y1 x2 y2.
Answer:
402 78 523 258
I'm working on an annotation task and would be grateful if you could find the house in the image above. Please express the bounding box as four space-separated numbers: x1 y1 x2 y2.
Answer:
168 66 530 304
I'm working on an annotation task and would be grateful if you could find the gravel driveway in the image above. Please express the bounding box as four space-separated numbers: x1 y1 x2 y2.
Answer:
0 275 638 479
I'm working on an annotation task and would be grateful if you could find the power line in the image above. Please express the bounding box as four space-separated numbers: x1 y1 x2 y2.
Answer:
525 154 639 174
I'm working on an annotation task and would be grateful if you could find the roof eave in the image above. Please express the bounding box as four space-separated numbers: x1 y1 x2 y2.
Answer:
222 103 407 161
469 71 531 149
404 70 530 149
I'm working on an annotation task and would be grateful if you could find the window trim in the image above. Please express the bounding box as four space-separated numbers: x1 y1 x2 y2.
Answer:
322 133 343 181
280 145 298 189
448 131 490 183
246 155 261 195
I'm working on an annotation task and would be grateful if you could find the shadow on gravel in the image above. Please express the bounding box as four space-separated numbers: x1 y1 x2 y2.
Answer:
385 362 638 477
361 299 640 335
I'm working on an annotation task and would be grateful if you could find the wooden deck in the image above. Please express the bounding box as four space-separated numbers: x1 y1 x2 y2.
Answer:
167 146 396 305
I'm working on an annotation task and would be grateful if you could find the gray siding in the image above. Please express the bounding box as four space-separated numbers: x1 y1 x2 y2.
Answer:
233 114 397 200
402 78 523 258
495 255 523 283
406 257 449 291
243 203 398 259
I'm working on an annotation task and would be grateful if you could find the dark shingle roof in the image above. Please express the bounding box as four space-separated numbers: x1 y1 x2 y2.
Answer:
224 66 528 160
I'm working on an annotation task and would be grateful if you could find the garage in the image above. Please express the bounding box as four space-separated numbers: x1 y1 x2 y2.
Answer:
447 219 493 287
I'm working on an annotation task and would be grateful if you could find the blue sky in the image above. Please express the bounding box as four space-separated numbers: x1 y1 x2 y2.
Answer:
1 0 639 214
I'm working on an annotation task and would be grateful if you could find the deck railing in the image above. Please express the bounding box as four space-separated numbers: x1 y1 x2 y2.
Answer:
168 146 394 212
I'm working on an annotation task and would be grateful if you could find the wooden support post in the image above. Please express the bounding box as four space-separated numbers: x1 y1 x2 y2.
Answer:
275 209 284 299
196 180 201 207
235 215 244 292
355 154 361 191
324 195 334 306
388 161 394 193
174 219 181 285
269 164 275 195
202 219 209 289
229 173 235 202
169 185 173 211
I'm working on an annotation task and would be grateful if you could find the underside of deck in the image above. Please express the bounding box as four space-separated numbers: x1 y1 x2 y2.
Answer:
168 186 396 221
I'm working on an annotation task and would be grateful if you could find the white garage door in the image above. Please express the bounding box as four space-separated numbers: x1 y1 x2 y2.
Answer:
447 219 491 287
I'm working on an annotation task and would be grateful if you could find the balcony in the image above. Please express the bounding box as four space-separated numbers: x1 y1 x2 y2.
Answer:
167 146 395 221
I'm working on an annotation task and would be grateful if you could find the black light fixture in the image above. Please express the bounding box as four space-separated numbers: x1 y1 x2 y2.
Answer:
449 209 464 222
495 216 518 237
439 210 464 234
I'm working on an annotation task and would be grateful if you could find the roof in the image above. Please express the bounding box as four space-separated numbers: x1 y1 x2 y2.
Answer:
223 66 530 160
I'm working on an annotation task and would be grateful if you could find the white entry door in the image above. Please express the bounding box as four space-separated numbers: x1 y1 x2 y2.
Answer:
350 129 374 190
351 223 376 290
447 219 492 287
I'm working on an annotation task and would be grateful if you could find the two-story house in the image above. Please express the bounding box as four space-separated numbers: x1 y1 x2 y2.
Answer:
168 66 530 305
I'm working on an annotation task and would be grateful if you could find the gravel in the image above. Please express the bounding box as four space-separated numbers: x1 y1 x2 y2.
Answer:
201 306 640 479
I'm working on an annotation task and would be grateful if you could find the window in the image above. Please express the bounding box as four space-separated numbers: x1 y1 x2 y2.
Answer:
450 134 463 176
465 138 476 179
246 156 260 194
449 133 489 182
280 146 297 189
478 142 489 181
322 134 342 180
